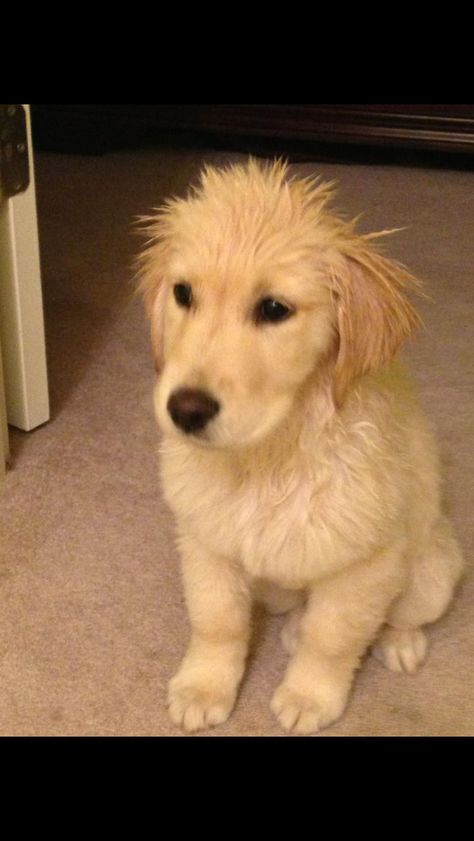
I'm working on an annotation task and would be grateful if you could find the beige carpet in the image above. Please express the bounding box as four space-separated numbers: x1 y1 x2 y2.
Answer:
0 144 472 736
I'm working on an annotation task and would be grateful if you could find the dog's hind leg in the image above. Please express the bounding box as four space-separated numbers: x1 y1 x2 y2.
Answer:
372 515 464 673
254 580 304 616
280 605 305 655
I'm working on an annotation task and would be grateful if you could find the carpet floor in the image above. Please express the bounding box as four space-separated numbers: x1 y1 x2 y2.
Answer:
0 144 472 736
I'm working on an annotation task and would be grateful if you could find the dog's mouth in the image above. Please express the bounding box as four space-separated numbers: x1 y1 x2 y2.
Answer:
170 413 283 452
157 380 294 451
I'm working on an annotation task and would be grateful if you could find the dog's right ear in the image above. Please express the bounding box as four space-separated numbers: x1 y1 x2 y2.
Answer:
135 219 172 372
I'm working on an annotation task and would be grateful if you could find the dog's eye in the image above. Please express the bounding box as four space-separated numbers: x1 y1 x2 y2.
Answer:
257 298 293 324
173 283 193 308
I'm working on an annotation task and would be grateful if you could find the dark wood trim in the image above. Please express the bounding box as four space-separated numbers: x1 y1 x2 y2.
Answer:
125 104 474 153
31 104 474 156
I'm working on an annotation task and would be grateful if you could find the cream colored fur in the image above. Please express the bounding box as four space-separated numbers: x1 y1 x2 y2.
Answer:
138 159 464 734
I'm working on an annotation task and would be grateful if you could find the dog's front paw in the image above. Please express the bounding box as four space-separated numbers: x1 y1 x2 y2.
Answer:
270 682 347 735
168 677 236 732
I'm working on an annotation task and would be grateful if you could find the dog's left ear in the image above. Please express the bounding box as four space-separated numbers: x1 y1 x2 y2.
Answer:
135 216 173 372
328 242 422 405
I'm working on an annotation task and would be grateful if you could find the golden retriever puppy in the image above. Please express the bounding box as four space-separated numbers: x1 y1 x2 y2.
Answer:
137 158 464 734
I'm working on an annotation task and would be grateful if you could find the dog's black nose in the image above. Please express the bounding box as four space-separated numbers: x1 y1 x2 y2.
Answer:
167 388 220 434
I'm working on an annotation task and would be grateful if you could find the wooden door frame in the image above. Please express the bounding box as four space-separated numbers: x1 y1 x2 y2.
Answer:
0 104 49 435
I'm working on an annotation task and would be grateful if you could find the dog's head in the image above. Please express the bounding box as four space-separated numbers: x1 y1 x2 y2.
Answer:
137 159 421 448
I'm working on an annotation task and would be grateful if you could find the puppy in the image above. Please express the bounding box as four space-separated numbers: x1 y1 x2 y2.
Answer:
137 159 464 734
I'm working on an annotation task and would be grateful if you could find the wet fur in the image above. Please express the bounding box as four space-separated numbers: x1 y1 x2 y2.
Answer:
138 159 464 733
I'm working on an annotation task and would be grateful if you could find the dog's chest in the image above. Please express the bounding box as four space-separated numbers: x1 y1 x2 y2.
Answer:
160 442 340 586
